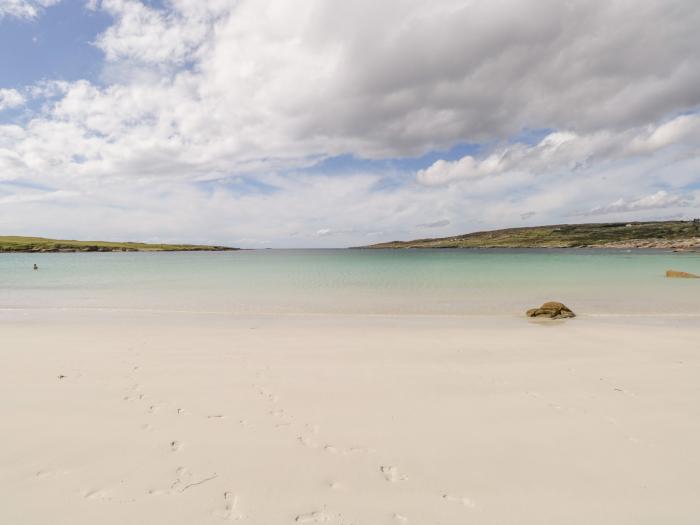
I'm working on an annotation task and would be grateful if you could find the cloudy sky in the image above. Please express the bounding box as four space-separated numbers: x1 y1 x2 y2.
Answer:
1 0 699 247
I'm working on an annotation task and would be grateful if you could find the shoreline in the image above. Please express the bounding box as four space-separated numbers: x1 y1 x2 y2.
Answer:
355 244 700 251
3 306 700 318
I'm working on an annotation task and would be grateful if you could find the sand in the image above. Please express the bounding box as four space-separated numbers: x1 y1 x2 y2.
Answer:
1 311 699 524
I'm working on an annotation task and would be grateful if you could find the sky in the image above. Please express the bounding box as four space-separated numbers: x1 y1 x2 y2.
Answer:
0 0 699 248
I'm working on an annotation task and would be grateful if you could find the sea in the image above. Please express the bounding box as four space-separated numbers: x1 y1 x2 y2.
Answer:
1 249 699 316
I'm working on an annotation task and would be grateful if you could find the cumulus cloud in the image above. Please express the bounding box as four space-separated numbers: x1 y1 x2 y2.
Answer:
191 0 700 159
0 89 25 111
1 0 700 245
5 0 700 182
93 0 228 66
0 0 60 19
584 191 694 216
417 114 700 185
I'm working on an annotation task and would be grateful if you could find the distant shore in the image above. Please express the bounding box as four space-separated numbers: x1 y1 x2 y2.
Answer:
361 220 700 250
0 236 238 253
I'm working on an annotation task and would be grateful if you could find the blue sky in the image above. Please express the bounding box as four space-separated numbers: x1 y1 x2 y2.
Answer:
0 0 699 247
0 2 109 88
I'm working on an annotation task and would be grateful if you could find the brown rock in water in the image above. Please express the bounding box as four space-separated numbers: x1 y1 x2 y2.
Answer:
526 301 576 319
666 269 699 278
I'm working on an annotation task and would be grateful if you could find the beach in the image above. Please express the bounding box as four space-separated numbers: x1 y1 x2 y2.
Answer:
1 250 700 524
4 0 698 521
2 310 700 524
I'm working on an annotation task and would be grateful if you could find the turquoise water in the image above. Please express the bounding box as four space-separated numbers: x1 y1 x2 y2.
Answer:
1 249 699 315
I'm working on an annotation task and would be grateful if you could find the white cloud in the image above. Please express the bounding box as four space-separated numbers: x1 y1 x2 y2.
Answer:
1 162 699 247
0 189 78 204
7 0 698 181
94 0 228 66
1 0 700 245
315 228 358 237
417 219 450 228
0 0 60 19
417 114 700 186
585 191 694 216
0 89 25 111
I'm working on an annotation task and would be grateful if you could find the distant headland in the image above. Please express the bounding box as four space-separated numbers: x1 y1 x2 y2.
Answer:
0 236 238 252
360 220 700 250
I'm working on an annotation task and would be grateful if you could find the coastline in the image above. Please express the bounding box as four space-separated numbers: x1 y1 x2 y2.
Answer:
358 240 700 250
360 221 700 250
0 236 237 253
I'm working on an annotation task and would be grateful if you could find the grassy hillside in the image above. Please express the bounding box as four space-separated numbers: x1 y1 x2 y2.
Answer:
0 236 237 252
362 221 700 249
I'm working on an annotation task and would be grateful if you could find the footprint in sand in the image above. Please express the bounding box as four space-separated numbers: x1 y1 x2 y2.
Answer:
256 387 279 403
169 467 218 494
170 440 183 452
441 494 476 508
380 466 407 482
35 469 69 480
213 491 244 521
83 488 113 501
326 445 373 456
297 439 349 455
296 424 322 448
298 435 319 449
294 510 330 523
270 408 289 420
83 488 136 504
393 513 409 523
123 384 143 402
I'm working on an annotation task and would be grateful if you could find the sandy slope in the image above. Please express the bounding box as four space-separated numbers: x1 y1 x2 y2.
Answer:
1 311 699 524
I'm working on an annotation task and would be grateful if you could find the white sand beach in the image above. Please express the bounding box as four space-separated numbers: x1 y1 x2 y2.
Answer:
2 311 699 524
4 0 700 522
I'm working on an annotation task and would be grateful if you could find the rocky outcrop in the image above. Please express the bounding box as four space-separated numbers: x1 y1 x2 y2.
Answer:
666 269 700 279
526 301 576 319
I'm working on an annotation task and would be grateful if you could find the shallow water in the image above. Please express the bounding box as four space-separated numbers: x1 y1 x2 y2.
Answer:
1 249 699 315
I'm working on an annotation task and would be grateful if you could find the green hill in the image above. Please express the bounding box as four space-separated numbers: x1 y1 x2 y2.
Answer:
361 221 700 249
0 236 237 252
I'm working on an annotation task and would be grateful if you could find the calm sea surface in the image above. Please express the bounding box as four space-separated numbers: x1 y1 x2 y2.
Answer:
1 249 699 316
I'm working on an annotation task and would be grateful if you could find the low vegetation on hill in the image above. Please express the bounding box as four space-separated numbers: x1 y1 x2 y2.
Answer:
362 221 700 249
0 236 237 252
